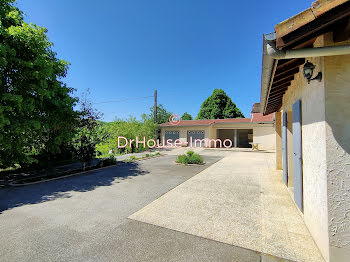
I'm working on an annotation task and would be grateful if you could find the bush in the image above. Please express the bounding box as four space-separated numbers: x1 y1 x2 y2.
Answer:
186 150 195 157
129 156 137 161
188 154 204 164
176 152 203 165
176 154 189 165
99 156 117 167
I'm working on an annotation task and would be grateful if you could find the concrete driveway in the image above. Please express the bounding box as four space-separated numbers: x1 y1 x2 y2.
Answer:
130 150 324 262
0 153 265 262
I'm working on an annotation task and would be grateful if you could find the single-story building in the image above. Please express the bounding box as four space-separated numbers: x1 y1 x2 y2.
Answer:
160 103 275 150
260 1 350 261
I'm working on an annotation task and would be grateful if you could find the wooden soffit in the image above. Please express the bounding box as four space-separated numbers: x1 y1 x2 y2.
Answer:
275 0 350 49
264 58 305 115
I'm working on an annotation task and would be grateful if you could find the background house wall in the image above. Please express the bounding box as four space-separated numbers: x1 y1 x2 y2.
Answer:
252 124 276 150
207 122 275 149
280 35 329 261
324 34 350 262
208 126 216 140
161 123 275 149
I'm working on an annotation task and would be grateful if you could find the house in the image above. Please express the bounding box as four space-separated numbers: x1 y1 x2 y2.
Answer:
259 0 350 261
160 103 275 150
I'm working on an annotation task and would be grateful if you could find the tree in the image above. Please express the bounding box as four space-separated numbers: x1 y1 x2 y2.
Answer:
149 104 172 124
181 112 193 120
97 115 157 155
196 89 244 119
0 0 78 168
72 91 106 170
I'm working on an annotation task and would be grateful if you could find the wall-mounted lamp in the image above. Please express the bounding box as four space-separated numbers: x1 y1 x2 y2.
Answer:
302 61 322 84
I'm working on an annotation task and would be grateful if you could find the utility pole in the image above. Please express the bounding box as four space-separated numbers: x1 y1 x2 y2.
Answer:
154 90 157 124
153 90 158 141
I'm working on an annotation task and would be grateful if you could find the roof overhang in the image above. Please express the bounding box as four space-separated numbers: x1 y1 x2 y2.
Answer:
260 0 350 115
212 122 273 127
160 124 212 127
275 0 350 50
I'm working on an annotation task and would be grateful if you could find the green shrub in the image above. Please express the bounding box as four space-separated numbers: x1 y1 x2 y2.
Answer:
99 156 117 167
154 152 161 156
108 156 117 165
145 154 150 158
188 154 203 164
176 152 203 165
176 154 189 165
186 150 195 157
129 156 137 161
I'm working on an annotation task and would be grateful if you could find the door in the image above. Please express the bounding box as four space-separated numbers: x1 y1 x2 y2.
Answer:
293 100 303 212
187 130 205 147
282 112 288 186
165 131 179 145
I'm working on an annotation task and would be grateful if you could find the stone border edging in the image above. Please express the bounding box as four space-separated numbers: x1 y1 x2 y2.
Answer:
9 163 119 187
10 154 166 186
124 154 165 162
173 161 206 166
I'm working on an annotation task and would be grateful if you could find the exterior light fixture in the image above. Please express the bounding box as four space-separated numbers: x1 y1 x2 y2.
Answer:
302 61 322 84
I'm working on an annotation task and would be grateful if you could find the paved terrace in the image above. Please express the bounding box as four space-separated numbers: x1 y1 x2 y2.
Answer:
130 149 325 262
0 148 324 261
0 153 267 262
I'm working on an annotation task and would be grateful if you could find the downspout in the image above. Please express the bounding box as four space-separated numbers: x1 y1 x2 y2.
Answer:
260 33 278 114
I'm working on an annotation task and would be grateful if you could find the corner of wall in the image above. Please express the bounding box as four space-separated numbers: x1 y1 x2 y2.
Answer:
323 35 350 261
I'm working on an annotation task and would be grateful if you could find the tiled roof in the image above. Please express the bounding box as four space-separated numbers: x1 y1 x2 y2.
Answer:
250 113 274 123
160 119 215 127
160 113 274 127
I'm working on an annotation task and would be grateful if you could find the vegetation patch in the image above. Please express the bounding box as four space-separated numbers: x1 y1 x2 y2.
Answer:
7 157 117 186
126 152 161 162
176 151 204 165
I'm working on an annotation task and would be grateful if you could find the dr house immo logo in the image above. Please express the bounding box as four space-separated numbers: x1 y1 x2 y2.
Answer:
117 114 233 148
117 136 233 149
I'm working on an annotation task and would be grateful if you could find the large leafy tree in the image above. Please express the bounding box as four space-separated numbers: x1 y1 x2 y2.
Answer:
196 89 244 119
0 1 78 168
181 112 193 120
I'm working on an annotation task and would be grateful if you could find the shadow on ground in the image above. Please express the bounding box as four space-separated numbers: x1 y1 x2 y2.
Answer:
0 162 148 213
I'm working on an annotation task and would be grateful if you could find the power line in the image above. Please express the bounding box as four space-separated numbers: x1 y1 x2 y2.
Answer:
92 95 154 105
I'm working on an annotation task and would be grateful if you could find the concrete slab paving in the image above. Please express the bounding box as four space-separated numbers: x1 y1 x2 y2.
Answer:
0 149 311 261
129 151 325 262
2 155 247 262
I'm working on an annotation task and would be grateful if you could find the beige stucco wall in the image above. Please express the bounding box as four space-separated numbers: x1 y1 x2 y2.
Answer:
280 35 329 261
252 124 276 150
323 34 350 262
214 123 275 150
275 112 283 170
208 126 216 140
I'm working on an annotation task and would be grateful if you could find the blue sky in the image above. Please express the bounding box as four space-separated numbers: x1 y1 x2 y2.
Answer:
17 0 310 121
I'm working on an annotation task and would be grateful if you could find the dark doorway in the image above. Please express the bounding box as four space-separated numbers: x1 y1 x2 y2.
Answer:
237 129 253 148
216 129 253 148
